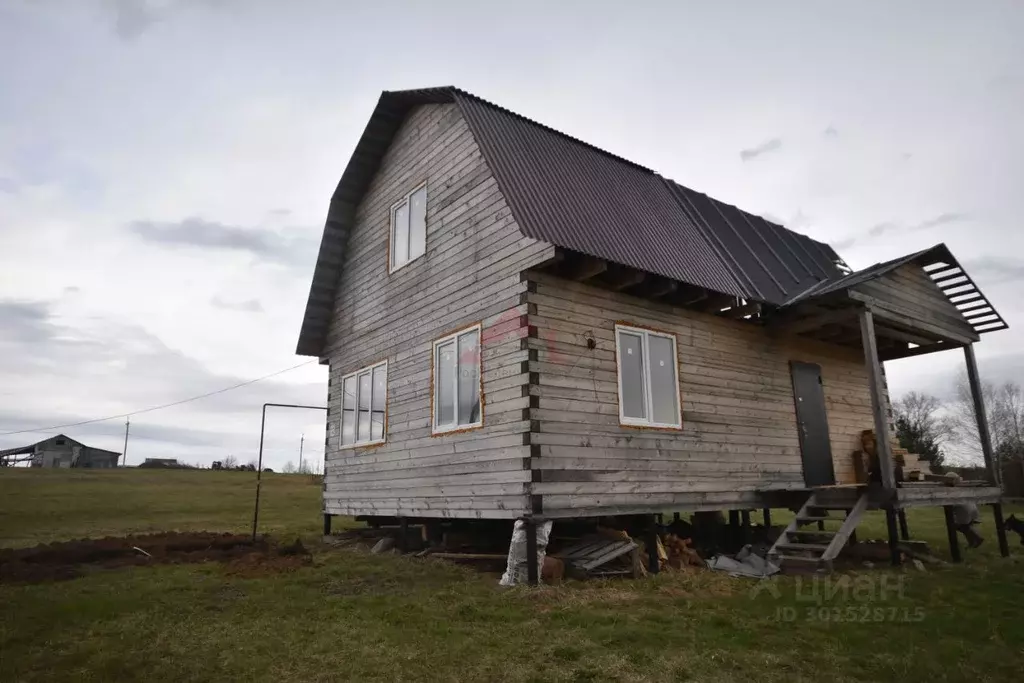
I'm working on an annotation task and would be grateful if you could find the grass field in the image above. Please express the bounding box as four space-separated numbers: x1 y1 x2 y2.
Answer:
2 469 1023 682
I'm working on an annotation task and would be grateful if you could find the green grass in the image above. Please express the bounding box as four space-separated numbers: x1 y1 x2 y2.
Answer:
0 468 322 547
2 469 1023 682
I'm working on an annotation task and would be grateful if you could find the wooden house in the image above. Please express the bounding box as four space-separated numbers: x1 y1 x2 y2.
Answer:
297 86 1010 573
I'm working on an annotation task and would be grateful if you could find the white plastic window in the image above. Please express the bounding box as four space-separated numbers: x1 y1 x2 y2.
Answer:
614 325 681 428
390 184 427 271
340 361 388 447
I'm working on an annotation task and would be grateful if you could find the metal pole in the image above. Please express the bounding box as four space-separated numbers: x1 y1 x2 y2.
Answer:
121 417 130 467
251 405 268 542
251 402 328 543
298 434 304 474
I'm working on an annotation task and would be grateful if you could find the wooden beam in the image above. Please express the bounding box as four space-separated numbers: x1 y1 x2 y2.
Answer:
605 267 646 291
957 301 993 314
525 518 539 585
964 343 997 486
993 504 1011 558
721 302 761 319
774 308 855 335
874 324 939 347
647 279 678 298
885 508 902 566
881 341 957 361
849 291 978 344
567 255 608 282
943 506 962 563
859 308 897 491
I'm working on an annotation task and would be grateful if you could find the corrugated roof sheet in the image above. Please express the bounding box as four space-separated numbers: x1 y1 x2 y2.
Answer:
297 86 848 355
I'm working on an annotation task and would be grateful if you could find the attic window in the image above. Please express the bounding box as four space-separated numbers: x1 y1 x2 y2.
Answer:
55 438 66 445
390 184 427 272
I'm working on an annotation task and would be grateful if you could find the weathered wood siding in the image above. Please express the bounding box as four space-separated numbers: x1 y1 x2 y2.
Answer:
322 103 555 519
526 272 877 516
852 264 978 343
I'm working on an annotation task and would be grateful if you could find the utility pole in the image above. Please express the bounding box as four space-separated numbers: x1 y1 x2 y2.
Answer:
122 417 130 468
298 434 305 474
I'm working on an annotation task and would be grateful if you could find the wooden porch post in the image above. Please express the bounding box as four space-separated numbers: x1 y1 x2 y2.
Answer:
525 519 539 585
647 515 660 575
963 344 998 486
858 308 896 491
992 504 1011 558
943 506 963 563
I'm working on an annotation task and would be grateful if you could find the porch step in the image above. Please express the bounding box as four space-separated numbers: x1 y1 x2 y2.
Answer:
796 515 836 523
767 490 870 572
777 542 831 553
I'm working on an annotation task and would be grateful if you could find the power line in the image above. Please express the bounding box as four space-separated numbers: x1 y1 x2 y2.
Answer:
0 359 319 437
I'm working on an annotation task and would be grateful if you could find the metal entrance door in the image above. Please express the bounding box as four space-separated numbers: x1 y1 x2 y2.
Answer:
790 361 836 487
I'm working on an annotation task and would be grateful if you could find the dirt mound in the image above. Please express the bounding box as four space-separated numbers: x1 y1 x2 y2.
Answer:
0 533 312 584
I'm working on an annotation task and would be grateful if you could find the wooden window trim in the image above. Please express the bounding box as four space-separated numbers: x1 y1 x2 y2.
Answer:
613 323 682 430
338 359 389 450
431 323 484 435
388 182 428 274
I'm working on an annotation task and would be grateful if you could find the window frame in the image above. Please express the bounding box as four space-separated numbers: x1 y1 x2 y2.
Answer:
388 182 428 274
338 359 388 450
431 323 484 435
613 323 682 429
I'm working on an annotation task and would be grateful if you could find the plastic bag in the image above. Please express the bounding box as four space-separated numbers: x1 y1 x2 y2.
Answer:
499 519 553 586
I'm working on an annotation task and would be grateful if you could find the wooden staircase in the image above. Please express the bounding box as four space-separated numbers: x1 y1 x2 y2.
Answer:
767 491 869 572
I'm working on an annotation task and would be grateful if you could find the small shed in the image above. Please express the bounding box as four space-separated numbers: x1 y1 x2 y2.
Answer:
0 435 120 468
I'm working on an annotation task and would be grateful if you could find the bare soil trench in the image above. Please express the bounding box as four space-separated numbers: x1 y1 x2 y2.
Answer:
0 532 312 583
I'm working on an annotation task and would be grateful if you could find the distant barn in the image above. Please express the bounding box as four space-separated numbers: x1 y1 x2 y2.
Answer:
0 434 120 468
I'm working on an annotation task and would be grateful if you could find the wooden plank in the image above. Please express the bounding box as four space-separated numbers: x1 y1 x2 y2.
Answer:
964 344 997 486
859 308 896 491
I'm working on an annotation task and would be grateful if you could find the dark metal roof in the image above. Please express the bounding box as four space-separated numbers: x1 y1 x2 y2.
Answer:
783 243 1008 336
297 86 848 356
0 434 120 458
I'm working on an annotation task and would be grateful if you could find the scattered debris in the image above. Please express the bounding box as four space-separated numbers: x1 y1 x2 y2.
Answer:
706 544 780 578
664 534 704 569
557 535 640 579
370 537 396 555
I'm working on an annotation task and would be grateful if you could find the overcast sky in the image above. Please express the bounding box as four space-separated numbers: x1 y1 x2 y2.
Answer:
1 0 1022 469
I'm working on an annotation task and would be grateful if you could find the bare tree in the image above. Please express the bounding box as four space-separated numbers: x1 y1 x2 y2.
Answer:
949 373 1024 470
283 460 296 474
222 455 239 470
892 391 952 471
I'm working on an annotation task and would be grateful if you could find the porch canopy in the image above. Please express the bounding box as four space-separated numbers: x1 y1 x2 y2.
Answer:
769 243 1008 493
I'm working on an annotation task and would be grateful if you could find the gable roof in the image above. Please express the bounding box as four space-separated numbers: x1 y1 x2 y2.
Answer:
782 243 1008 336
0 434 121 458
297 86 847 356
